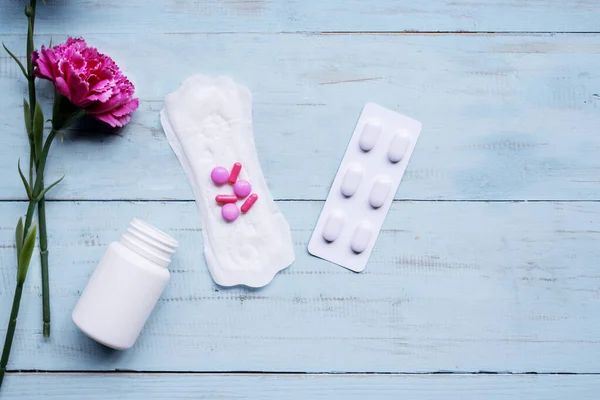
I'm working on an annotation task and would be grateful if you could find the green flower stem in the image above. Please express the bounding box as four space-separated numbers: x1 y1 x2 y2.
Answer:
0 126 52 386
36 129 57 338
29 147 34 188
0 167 39 389
0 283 25 388
27 0 55 340
0 186 37 388
26 0 37 139
37 180 50 338
38 200 50 337
0 124 57 387
0 0 47 388
26 0 50 338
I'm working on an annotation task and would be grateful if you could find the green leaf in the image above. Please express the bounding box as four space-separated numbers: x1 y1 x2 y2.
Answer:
17 224 36 284
15 218 24 258
33 101 44 164
34 175 64 202
32 130 58 197
23 99 32 139
2 43 27 78
17 160 32 200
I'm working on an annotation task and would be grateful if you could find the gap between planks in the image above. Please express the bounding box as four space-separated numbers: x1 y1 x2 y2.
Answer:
5 371 600 376
1 199 600 203
2 31 600 37
321 31 600 36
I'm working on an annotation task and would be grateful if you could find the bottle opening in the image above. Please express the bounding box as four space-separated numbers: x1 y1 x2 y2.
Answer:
120 219 178 267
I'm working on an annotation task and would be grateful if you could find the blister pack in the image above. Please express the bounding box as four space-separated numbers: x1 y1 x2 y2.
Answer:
308 103 422 272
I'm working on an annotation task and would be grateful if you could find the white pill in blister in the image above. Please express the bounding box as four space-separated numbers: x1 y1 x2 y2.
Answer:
388 130 411 163
351 221 373 253
359 120 382 152
369 176 392 209
340 164 363 197
322 209 346 242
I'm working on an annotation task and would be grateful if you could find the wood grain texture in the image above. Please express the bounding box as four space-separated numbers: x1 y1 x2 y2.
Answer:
2 373 600 399
1 34 599 201
1 0 599 396
2 0 599 33
0 201 598 373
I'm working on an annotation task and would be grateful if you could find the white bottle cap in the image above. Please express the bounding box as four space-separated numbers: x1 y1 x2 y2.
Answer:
121 219 179 267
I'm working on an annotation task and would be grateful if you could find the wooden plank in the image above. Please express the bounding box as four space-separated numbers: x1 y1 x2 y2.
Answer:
2 373 600 399
1 0 599 33
0 200 598 373
1 34 599 201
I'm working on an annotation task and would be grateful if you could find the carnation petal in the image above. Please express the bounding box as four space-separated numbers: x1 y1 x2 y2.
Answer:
41 47 59 79
87 92 129 114
67 74 90 106
111 98 139 117
34 61 54 80
90 78 111 93
54 77 72 100
32 49 54 80
93 112 131 128
87 89 113 103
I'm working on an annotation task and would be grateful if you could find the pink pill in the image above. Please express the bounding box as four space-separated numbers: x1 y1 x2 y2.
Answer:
233 180 252 198
221 203 240 222
241 193 258 213
215 194 238 204
228 162 242 184
211 166 229 185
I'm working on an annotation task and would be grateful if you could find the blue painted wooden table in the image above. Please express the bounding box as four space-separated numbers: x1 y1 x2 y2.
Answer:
1 1 599 398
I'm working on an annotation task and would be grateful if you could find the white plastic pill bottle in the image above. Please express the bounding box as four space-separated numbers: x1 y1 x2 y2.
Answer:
72 219 178 350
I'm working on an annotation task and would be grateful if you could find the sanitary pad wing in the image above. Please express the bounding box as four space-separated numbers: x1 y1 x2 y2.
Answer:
161 75 295 287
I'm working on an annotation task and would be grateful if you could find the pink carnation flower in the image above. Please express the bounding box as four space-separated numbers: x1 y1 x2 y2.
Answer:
32 38 139 128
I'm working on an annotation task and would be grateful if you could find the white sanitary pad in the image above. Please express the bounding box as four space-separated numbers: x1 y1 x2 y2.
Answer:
160 75 295 287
